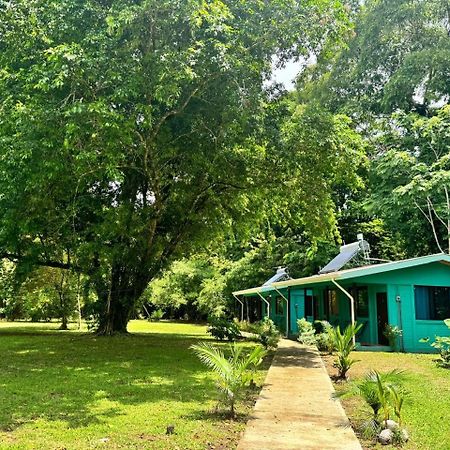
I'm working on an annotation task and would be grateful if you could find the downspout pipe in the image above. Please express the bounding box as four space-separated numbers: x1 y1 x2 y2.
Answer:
273 287 289 338
331 279 356 346
256 291 270 318
232 294 244 322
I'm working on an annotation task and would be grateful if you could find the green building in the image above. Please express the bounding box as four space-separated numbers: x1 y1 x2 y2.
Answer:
233 253 450 353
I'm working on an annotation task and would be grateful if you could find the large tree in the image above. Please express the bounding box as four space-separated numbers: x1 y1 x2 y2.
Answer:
0 0 351 333
321 0 450 116
295 0 450 257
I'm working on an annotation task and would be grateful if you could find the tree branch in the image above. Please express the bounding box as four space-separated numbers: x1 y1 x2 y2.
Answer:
0 252 77 271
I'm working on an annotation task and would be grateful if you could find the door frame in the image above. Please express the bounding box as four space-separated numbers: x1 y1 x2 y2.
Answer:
376 292 389 345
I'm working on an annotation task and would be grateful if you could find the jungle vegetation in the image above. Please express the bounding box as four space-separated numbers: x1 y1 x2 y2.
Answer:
0 0 448 331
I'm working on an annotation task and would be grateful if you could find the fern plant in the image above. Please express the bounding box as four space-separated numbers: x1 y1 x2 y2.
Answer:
191 342 266 417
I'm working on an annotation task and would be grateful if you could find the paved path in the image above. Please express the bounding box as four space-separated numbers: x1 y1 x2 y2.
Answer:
238 339 362 450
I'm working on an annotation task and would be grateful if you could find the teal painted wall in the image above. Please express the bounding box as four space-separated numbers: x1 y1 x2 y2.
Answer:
358 262 450 352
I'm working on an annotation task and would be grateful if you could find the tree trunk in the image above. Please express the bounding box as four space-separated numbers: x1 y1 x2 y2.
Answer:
59 313 68 330
95 263 149 335
96 296 131 335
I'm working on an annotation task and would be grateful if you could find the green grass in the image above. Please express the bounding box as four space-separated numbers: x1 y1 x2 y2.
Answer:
0 320 268 449
324 352 450 450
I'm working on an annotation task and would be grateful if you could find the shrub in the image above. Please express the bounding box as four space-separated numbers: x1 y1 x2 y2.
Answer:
314 321 335 353
384 325 403 352
149 309 164 322
297 318 316 345
234 319 259 334
313 320 331 334
330 323 362 379
207 317 241 341
191 342 267 417
420 318 450 368
256 317 280 349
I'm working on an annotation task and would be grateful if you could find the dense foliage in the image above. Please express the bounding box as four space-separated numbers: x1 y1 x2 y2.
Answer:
0 0 448 327
0 0 353 332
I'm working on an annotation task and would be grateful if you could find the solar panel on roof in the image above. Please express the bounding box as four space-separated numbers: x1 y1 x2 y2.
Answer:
319 242 363 274
262 267 290 286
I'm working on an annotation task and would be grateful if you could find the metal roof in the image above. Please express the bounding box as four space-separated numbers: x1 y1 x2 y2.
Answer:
233 253 450 296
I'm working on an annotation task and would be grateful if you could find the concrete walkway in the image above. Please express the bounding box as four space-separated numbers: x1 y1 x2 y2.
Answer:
238 339 362 450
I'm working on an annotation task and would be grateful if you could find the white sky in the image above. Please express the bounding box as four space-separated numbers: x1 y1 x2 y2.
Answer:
271 59 302 90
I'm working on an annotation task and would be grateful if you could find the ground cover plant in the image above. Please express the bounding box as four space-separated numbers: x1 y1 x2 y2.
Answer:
0 320 268 449
323 351 450 450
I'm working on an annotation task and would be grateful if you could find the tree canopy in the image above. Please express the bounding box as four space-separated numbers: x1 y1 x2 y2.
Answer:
0 0 354 332
0 0 448 328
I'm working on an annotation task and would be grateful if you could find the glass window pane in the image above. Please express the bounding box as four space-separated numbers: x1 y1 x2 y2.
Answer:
415 286 450 320
356 287 369 317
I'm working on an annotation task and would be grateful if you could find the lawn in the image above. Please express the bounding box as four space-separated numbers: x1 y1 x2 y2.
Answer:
0 320 268 449
323 351 450 450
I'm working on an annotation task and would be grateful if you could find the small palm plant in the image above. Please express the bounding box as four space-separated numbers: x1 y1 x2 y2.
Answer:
191 342 267 417
337 369 405 439
330 323 362 379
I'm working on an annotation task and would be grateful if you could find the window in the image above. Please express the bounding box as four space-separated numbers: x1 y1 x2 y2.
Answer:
355 287 369 317
328 290 339 315
415 286 450 320
275 296 284 315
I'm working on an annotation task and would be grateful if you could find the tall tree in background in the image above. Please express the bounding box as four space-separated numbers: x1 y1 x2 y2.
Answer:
296 0 450 257
0 0 352 333
368 107 450 254
321 0 450 117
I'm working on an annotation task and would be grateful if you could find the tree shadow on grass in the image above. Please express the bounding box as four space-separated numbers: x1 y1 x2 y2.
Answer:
0 330 221 432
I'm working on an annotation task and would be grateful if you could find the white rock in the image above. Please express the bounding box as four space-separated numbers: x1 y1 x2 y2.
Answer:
378 428 393 445
385 419 399 430
401 428 409 442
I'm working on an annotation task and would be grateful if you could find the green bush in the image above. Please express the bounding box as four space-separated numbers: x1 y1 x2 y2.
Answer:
149 309 164 321
338 369 406 439
234 319 259 334
313 320 331 334
313 320 335 353
191 342 267 417
256 317 280 349
330 323 362 379
207 317 242 341
384 325 403 352
297 318 316 345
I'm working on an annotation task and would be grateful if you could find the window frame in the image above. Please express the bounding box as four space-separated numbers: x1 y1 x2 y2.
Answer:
275 296 284 316
328 289 339 316
414 285 450 321
355 286 369 318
